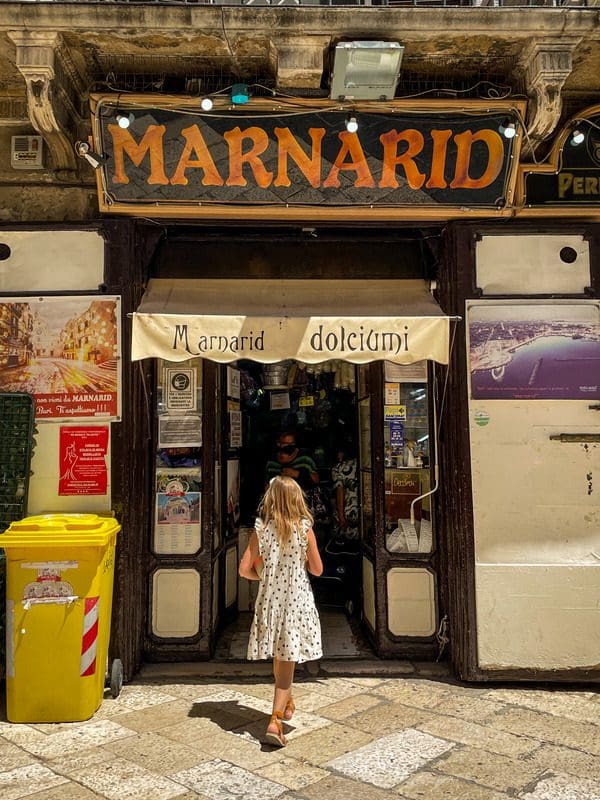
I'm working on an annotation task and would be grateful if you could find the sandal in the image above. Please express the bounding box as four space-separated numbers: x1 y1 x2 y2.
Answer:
264 711 287 747
284 696 295 721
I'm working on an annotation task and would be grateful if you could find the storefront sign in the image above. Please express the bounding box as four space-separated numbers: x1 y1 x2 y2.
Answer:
0 296 121 420
165 367 197 411
524 112 600 206
59 426 109 495
93 97 520 215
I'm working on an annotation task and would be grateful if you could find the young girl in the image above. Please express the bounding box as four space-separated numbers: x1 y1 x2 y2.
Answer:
239 475 323 747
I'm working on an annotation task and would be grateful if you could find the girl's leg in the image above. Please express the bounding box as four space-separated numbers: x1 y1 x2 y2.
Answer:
273 657 295 718
267 658 295 738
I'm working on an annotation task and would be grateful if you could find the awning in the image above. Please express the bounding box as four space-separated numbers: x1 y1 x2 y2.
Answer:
131 278 451 365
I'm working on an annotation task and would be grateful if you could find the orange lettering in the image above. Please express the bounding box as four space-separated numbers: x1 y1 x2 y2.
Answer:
451 130 504 189
274 127 325 188
426 129 452 189
170 125 224 186
323 132 374 188
379 130 425 189
109 124 168 185
224 126 273 187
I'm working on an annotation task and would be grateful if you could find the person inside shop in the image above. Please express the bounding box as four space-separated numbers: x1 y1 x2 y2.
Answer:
331 440 359 542
265 430 319 493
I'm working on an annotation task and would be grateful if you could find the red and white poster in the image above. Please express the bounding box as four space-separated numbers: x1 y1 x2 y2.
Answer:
59 426 109 495
0 296 121 420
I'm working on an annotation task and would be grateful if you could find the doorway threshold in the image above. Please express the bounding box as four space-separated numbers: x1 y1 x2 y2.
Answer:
138 658 450 681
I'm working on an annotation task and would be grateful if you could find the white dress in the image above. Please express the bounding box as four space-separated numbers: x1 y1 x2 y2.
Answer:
247 517 322 664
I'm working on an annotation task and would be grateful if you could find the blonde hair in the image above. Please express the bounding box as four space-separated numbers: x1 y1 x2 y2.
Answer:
258 475 313 545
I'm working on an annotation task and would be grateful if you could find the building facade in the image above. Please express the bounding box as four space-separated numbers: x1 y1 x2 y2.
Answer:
0 1 599 684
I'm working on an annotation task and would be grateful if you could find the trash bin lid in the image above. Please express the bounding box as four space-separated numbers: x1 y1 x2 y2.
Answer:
0 513 120 548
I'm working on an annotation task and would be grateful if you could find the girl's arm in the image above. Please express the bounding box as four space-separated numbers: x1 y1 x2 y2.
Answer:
239 531 261 580
306 527 323 576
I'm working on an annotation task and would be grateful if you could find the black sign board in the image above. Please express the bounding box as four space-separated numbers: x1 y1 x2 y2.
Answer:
94 102 518 211
525 115 600 206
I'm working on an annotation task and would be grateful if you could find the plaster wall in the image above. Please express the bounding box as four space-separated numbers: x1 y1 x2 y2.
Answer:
469 235 600 670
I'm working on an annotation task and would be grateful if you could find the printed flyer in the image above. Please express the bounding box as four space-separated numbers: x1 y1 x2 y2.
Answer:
59 426 109 495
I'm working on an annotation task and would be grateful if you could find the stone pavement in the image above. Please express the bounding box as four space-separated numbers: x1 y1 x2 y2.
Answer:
1 660 599 800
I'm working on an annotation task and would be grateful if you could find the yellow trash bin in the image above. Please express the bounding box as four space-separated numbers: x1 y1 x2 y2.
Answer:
1 513 120 723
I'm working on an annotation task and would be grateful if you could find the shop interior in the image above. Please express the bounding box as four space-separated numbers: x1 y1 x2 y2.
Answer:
154 356 433 660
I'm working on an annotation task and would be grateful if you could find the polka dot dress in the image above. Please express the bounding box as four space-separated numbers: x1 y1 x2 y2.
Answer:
247 517 323 664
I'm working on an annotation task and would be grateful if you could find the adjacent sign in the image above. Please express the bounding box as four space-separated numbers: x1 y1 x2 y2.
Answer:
524 113 600 206
93 97 520 216
59 425 109 495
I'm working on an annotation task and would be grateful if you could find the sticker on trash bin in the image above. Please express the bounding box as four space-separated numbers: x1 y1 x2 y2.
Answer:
22 562 77 602
80 596 99 677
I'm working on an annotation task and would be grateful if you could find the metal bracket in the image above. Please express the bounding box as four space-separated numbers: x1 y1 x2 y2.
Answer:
549 433 600 443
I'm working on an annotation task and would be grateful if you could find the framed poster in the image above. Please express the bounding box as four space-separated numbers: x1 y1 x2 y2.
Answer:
0 296 121 420
469 302 600 400
154 469 201 555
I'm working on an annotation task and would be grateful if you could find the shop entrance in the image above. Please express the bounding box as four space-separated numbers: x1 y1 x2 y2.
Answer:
215 358 373 660
139 271 451 663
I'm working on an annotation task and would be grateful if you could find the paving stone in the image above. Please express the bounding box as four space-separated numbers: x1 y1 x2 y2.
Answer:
295 773 402 800
192 728 286 769
103 731 212 773
488 708 600 756
0 740 38 771
431 694 508 724
435 745 546 793
156 716 246 747
254 756 329 790
520 772 600 800
345 699 429 735
171 758 288 799
417 715 539 757
481 689 600 727
295 677 364 700
36 782 109 799
62 755 190 800
319 692 382 720
326 727 454 788
522 743 600 780
1 720 136 760
0 763 68 800
373 680 451 707
92 685 181 717
44 746 119 776
116 699 199 733
283 721 374 764
280 687 340 713
395 770 513 800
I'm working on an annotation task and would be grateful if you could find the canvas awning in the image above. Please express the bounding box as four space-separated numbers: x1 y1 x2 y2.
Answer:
131 278 451 365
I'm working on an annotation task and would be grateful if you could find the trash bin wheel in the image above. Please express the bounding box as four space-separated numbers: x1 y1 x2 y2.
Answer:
109 659 123 698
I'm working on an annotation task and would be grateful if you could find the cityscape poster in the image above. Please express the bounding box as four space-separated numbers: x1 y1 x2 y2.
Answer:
468 302 600 400
0 296 121 419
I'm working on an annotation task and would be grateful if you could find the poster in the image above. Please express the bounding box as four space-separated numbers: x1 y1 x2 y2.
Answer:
226 459 240 537
227 366 241 399
385 360 428 383
384 405 407 421
154 471 201 555
165 367 197 411
390 420 404 454
158 414 202 447
385 382 400 405
59 426 109 495
469 303 600 400
0 296 120 420
229 410 242 448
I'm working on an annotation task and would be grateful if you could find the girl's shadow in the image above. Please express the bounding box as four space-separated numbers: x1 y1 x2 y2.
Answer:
189 699 295 749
